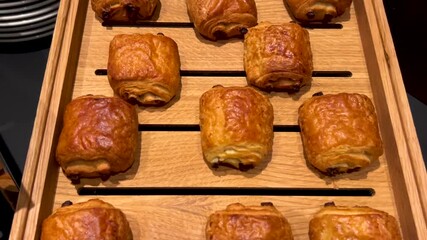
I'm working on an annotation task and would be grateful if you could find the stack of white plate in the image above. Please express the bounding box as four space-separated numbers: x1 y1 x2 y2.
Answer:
0 0 59 43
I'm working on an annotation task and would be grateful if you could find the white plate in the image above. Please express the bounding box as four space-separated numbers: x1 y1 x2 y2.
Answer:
0 16 56 33
0 0 59 42
0 2 59 21
0 0 57 15
0 0 39 8
0 10 57 27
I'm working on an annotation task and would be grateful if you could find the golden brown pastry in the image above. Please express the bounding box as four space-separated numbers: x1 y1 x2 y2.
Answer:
298 93 383 176
108 33 181 106
206 202 293 240
199 85 274 170
186 0 258 41
41 199 133 240
309 202 402 240
244 22 313 92
55 95 139 180
284 0 353 22
91 0 158 23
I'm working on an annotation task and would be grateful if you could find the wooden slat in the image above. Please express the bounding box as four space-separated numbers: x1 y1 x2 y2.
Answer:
354 0 427 238
49 196 398 240
9 0 75 239
53 132 391 189
72 77 372 125
77 23 368 74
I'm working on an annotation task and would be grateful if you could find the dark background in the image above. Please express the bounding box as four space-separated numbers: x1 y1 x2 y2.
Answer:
383 0 427 104
1 0 426 238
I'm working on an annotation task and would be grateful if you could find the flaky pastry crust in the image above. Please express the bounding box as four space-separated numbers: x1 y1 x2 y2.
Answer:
206 202 293 240
284 0 353 22
55 95 139 179
91 0 158 23
309 204 402 240
244 22 313 92
199 85 274 170
41 199 133 240
186 0 258 41
298 93 383 176
108 33 181 106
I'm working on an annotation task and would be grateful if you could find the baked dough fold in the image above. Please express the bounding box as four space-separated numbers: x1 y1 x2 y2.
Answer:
108 33 181 106
91 0 158 23
186 0 258 41
244 22 313 92
284 0 353 22
41 199 133 240
206 202 293 240
55 95 139 179
199 85 274 170
309 203 402 240
298 93 383 176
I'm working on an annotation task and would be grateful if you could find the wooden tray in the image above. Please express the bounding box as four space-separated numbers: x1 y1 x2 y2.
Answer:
10 0 427 239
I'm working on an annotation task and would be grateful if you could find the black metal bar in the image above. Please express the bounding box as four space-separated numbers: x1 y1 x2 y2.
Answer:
138 124 300 132
139 124 199 132
78 187 375 197
274 125 300 132
180 70 246 77
94 69 107 75
102 21 342 30
102 21 194 28
298 23 343 29
95 69 352 78
312 71 352 77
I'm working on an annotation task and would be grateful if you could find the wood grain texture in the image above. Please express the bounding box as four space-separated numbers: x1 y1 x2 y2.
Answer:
48 196 397 240
9 0 427 239
50 132 390 189
9 0 74 239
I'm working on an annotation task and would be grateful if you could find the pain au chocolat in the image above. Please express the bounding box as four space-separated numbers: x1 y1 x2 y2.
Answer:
41 199 133 240
199 85 274 170
206 202 293 240
284 0 353 22
309 202 402 240
108 33 181 106
244 22 313 92
91 0 158 23
186 0 258 41
55 95 139 180
298 93 383 176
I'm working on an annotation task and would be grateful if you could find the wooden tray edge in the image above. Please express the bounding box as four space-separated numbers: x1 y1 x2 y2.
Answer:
9 0 79 239
358 0 427 238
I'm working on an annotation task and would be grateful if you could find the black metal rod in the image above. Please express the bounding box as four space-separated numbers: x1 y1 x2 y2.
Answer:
298 23 343 29
95 69 352 78
102 21 194 28
102 21 343 30
78 187 375 197
138 124 300 132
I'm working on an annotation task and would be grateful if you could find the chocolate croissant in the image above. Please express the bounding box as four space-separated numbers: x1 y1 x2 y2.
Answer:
284 0 353 22
244 22 313 92
55 95 139 180
199 85 274 170
108 33 181 106
309 202 402 240
206 202 293 240
41 199 133 240
186 0 258 41
91 0 158 23
298 93 383 176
